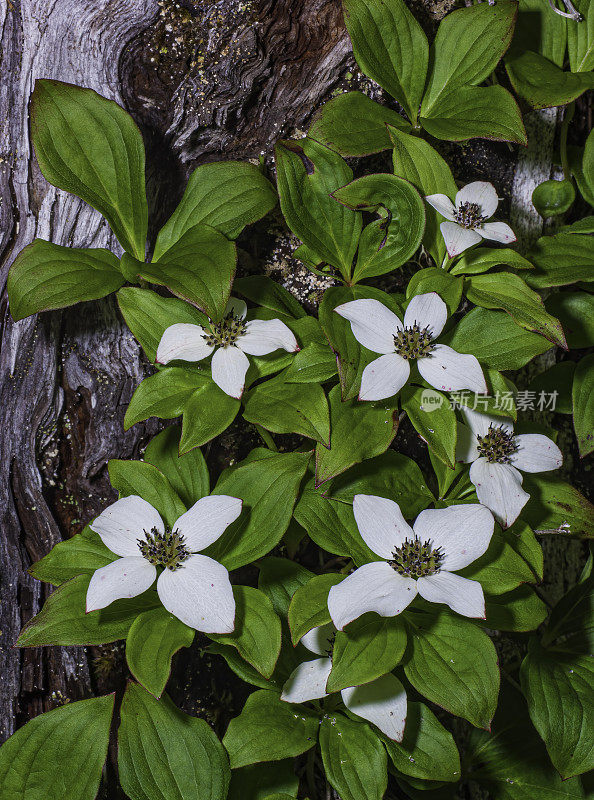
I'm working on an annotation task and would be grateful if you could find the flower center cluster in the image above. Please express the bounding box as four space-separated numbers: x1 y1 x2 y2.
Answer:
454 202 485 229
138 526 190 571
389 535 444 579
325 632 336 658
476 424 518 464
203 312 246 348
393 324 435 360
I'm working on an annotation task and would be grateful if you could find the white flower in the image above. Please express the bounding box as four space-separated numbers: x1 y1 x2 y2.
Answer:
327 495 495 628
334 292 487 401
281 622 407 741
425 181 516 258
156 297 298 399
457 407 563 529
86 494 243 633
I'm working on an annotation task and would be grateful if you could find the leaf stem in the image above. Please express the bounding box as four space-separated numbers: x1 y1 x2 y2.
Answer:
560 101 575 180
255 424 278 452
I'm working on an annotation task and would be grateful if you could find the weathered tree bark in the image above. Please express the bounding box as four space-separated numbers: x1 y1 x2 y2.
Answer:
0 1 590 797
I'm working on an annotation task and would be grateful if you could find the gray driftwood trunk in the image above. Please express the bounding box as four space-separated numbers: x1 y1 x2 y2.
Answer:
0 0 587 796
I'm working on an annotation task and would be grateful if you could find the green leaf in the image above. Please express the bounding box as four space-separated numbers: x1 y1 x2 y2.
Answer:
8 240 124 320
327 613 407 692
521 640 594 778
507 50 594 108
450 247 534 276
258 557 314 618
388 127 456 264
180 383 241 452
342 0 428 123
143 425 209 508
441 307 553 370
275 138 362 279
383 701 460 783
207 451 311 569
328 450 434 514
142 223 236 322
582 127 594 200
243 375 330 445
567 0 594 72
512 0 567 66
124 367 207 429
108 458 186 528
402 385 457 467
0 695 114 800
464 272 566 347
319 285 403 400
154 161 277 257
467 686 586 799
483 585 548 632
208 642 277 691
29 526 117 586
457 525 540 594
30 79 147 259
315 385 398 486
118 286 208 362
522 474 594 538
403 610 499 728
333 174 425 282
546 291 594 348
118 682 230 800
228 761 298 800
288 573 345 644
233 276 306 319
293 483 379 566
17 574 159 647
422 2 517 112
309 92 410 156
527 232 594 288
532 179 576 217
223 690 318 767
421 85 526 144
406 267 463 316
573 354 594 457
319 713 387 800
283 342 338 384
126 606 194 698
209 586 282 678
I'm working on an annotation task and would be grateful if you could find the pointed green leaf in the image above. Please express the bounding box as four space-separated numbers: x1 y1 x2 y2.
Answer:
0 695 114 800
31 79 147 259
8 240 123 320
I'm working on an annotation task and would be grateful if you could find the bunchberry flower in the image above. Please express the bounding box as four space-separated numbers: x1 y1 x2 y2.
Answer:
335 292 487 400
156 297 298 398
328 495 495 628
86 494 242 633
281 622 407 741
425 181 516 257
457 407 563 528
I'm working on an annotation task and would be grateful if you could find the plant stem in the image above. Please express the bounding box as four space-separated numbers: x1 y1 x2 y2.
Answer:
255 424 278 452
560 101 575 180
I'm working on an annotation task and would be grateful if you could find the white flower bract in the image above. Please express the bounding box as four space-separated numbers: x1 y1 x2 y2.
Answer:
156 297 298 399
281 621 408 741
327 495 495 629
334 292 487 401
457 407 563 528
86 493 243 633
425 181 516 257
